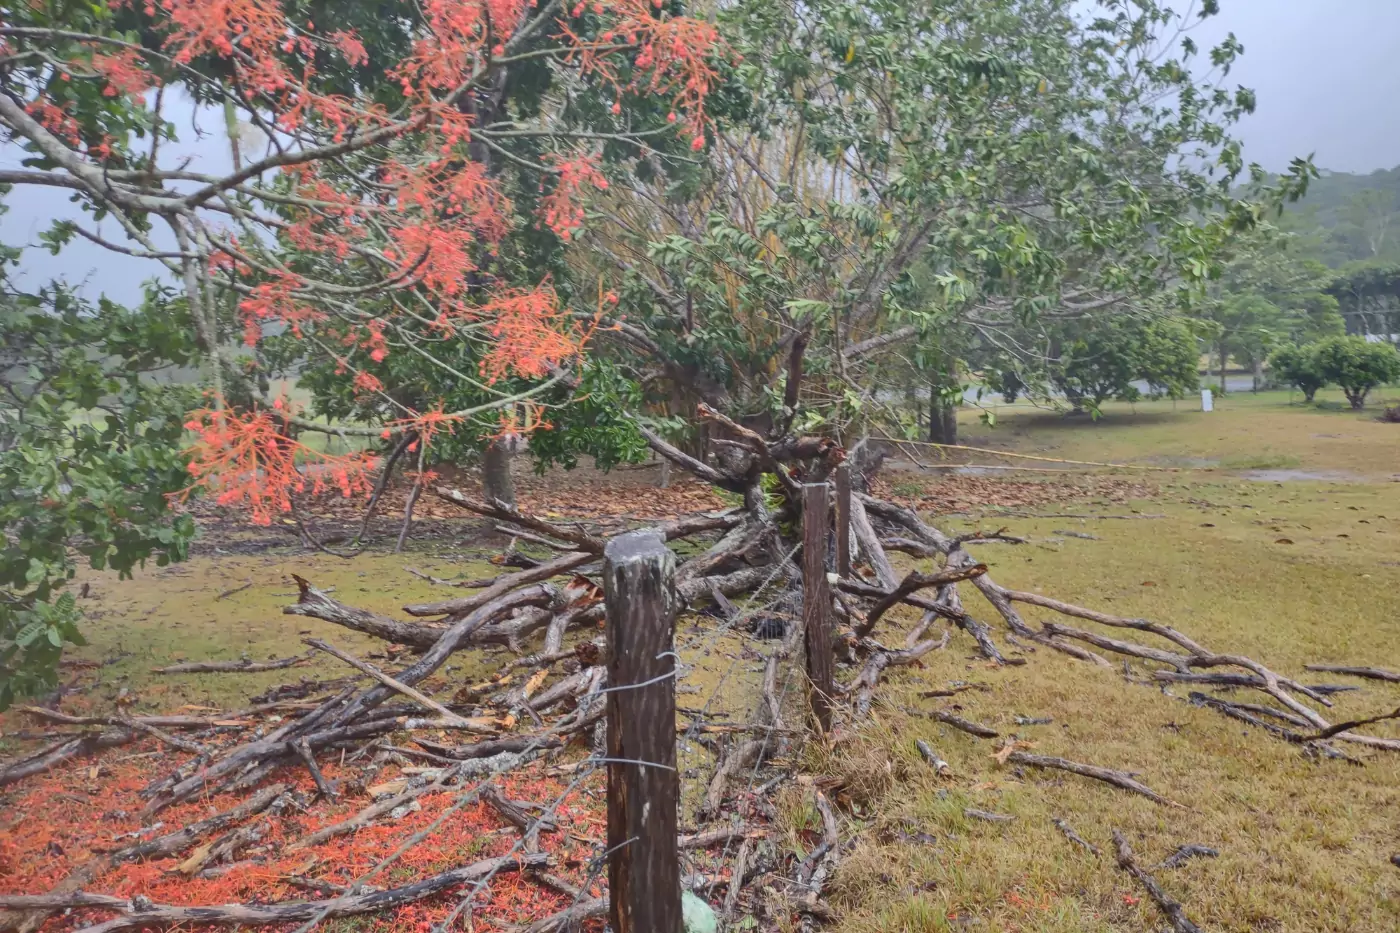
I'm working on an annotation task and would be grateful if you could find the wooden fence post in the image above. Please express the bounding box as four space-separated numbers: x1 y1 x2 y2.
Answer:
802 483 835 733
834 462 852 579
602 530 682 933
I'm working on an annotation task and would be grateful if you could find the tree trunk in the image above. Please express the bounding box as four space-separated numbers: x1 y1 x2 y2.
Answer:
482 436 518 508
1218 342 1227 394
1252 357 1264 392
929 390 957 446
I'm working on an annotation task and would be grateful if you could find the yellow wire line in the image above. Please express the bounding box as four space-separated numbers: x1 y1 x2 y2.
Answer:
875 434 1169 471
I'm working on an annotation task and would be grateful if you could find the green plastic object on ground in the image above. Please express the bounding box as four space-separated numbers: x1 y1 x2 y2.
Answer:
682 890 719 933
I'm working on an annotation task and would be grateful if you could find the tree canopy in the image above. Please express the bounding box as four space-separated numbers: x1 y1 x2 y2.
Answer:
0 0 1320 698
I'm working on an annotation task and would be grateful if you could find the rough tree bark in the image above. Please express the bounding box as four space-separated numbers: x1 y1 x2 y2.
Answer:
481 433 519 508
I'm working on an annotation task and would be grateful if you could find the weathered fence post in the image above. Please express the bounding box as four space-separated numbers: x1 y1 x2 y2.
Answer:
834 462 852 579
802 483 835 733
602 530 682 933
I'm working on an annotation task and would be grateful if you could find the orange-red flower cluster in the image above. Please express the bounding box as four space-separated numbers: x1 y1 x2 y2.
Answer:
182 401 380 525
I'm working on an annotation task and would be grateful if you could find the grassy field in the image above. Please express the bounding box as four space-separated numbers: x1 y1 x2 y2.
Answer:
7 390 1400 932
956 387 1400 479
810 390 1400 932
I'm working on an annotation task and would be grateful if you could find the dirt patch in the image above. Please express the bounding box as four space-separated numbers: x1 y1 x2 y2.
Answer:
872 473 1157 514
186 460 727 556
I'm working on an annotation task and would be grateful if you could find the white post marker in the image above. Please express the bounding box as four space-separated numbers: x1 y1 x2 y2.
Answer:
1201 388 1214 412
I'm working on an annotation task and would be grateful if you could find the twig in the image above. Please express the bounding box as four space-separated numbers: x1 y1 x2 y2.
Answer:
152 655 311 674
964 808 1013 823
1303 663 1400 683
855 563 989 638
1051 817 1100 855
723 837 754 921
1112 830 1203 933
303 638 478 729
926 709 998 739
1301 706 1400 742
915 740 950 775
1157 844 1219 870
215 581 254 601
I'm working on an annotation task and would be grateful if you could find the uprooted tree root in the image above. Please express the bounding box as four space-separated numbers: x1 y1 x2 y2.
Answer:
4 411 1399 932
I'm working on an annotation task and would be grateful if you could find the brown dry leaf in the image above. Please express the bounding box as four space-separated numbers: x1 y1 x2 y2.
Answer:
1275 537 1294 545
992 740 1035 765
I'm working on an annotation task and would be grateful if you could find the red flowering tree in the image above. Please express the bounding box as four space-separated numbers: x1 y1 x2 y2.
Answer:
0 0 723 520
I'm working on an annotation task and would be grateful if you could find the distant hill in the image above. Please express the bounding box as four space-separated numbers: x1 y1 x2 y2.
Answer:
1279 166 1400 268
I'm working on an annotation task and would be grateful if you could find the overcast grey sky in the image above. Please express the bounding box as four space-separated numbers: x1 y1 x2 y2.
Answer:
3 0 1398 304
1189 0 1400 175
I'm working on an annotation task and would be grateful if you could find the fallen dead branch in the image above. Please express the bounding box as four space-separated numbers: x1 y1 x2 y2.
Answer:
1304 663 1400 683
1157 844 1219 870
915 740 950 775
402 551 594 618
924 709 998 739
433 487 605 553
115 784 290 862
1112 830 1203 933
0 729 135 788
846 637 945 717
1051 817 1100 855
522 897 608 933
964 808 1013 823
152 655 312 674
855 564 988 638
45 854 547 933
1005 752 1181 808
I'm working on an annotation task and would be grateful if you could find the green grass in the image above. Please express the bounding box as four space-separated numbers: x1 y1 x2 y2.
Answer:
810 396 1400 933
11 389 1400 931
959 388 1400 479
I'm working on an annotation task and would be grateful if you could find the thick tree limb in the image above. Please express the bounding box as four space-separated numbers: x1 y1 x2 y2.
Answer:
633 422 748 493
285 576 446 648
855 564 988 638
402 551 593 617
0 730 135 788
432 487 605 552
847 496 898 589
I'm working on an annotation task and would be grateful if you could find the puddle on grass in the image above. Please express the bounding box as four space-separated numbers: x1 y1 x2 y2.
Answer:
1239 468 1364 483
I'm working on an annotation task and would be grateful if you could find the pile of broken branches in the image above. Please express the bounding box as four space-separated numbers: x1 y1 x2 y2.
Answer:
4 404 1399 933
